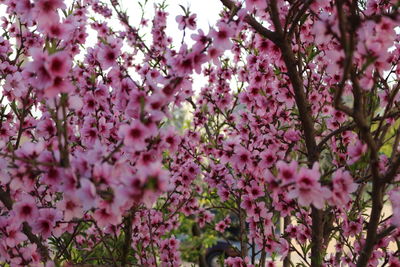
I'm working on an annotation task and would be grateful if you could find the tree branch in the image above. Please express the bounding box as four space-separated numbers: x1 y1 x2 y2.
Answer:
219 0 280 44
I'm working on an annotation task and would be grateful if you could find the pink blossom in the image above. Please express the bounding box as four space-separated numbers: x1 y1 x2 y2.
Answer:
176 14 197 30
97 45 121 70
119 121 149 151
34 0 66 26
330 169 357 207
245 0 268 10
45 76 74 98
46 51 71 78
5 223 27 247
32 208 62 238
233 146 252 171
347 140 367 164
24 48 53 89
248 180 264 199
276 160 298 185
13 194 38 223
93 208 122 228
248 201 267 222
288 163 331 209
56 194 83 221
77 178 97 211
210 22 234 50
259 150 277 168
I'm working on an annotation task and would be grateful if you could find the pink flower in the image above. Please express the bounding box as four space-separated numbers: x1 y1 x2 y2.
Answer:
276 160 298 185
36 118 56 138
93 207 122 228
46 51 71 78
0 158 10 184
24 48 52 89
330 169 357 207
213 216 231 233
45 76 73 98
215 220 227 232
288 163 331 209
176 14 197 30
42 167 62 188
40 21 71 39
162 127 181 153
210 22 234 50
119 120 149 151
4 72 27 98
97 45 120 70
191 29 209 47
248 180 264 199
259 150 277 168
240 195 254 211
56 194 83 221
13 194 38 223
76 178 97 211
5 224 27 247
245 0 268 10
34 0 66 26
16 0 35 21
225 256 254 267
32 208 62 238
137 163 169 208
233 146 252 171
207 46 223 65
249 202 267 222
343 219 363 237
347 140 367 164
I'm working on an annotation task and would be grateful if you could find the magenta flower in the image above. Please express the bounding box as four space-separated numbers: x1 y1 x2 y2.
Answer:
245 0 268 10
76 178 97 211
44 76 73 98
32 208 62 238
46 51 71 78
288 163 331 209
210 22 234 50
347 140 367 164
24 48 52 89
13 194 38 223
119 120 149 151
5 223 27 247
329 169 357 207
34 0 66 26
56 195 83 221
233 146 252 171
276 160 298 185
97 45 121 70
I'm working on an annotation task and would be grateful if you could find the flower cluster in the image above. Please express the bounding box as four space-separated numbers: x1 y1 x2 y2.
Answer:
0 0 399 266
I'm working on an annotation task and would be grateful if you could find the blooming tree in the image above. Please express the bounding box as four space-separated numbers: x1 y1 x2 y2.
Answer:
0 0 399 266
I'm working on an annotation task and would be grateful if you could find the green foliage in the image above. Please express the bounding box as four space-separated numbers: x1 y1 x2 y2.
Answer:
176 215 218 263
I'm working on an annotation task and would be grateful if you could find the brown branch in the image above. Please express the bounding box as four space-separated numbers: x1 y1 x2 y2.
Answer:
219 0 279 44
267 0 323 265
286 0 313 39
316 123 355 152
121 214 133 267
